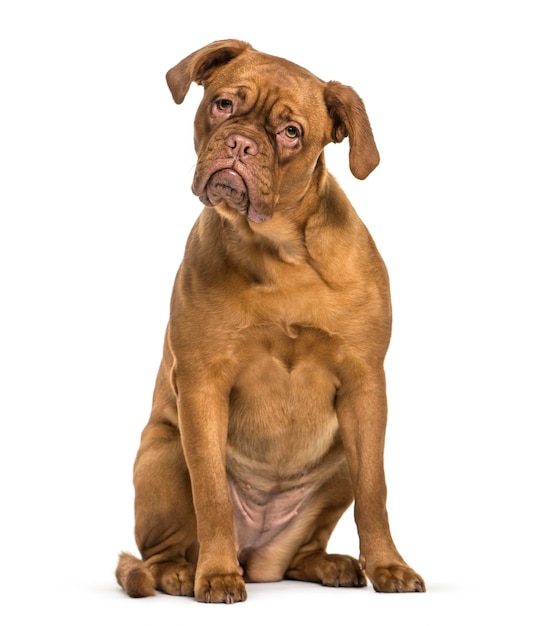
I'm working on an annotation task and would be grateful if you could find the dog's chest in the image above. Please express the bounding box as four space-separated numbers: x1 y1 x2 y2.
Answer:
227 324 343 471
225 323 346 554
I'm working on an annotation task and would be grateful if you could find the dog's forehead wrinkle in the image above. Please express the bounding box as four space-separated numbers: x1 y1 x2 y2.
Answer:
210 84 315 130
214 53 327 110
210 83 252 104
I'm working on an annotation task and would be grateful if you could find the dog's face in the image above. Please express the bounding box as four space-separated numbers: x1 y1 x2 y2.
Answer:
166 40 380 224
191 56 333 224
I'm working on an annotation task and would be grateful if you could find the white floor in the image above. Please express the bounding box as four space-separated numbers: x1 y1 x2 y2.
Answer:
9 573 527 626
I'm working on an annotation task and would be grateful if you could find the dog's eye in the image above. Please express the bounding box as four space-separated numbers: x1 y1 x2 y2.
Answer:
215 98 233 112
284 126 299 139
277 125 301 145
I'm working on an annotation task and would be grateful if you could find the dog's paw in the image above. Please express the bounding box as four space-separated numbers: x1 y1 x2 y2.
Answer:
286 552 367 588
195 572 247 604
370 564 426 593
150 560 196 596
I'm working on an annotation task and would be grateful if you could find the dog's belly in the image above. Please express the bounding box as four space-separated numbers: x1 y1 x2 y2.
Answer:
226 326 345 555
228 476 317 557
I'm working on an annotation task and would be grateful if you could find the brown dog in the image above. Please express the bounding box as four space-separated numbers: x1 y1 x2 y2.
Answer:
116 39 425 603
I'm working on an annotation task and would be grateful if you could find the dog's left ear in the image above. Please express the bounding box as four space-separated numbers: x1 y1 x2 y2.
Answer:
166 39 252 105
325 81 380 180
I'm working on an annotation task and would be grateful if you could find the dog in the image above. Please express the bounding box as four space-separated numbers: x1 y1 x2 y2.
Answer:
116 39 425 603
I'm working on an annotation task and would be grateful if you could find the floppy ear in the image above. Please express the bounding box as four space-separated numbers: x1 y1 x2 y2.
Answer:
166 39 252 104
324 80 380 180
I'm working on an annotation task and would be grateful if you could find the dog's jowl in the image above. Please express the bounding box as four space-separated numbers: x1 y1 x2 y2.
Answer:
116 39 425 603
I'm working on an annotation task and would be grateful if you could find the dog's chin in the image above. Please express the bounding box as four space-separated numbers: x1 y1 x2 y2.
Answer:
203 169 270 224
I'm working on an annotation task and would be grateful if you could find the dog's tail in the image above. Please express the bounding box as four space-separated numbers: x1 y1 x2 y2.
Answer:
115 552 155 597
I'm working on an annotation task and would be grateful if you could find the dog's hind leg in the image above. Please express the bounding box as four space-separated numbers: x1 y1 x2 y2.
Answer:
116 398 198 597
284 472 366 588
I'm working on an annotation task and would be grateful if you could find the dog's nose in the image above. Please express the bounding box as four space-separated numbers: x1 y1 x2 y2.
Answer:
225 133 259 157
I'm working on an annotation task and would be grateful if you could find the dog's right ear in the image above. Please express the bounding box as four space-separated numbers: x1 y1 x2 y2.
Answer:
166 39 252 104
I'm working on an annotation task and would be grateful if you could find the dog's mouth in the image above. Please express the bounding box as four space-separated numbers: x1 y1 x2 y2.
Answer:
206 169 248 211
196 168 270 224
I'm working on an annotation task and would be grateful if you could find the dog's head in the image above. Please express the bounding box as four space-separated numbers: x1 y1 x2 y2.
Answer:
166 40 379 224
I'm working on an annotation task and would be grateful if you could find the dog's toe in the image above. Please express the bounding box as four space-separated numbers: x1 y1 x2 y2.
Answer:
195 572 247 604
151 560 196 596
370 564 426 593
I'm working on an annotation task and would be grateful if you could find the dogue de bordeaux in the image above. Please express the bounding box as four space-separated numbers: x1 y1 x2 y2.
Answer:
116 39 425 603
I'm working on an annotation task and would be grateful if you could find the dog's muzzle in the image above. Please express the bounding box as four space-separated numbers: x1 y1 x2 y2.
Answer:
193 132 273 224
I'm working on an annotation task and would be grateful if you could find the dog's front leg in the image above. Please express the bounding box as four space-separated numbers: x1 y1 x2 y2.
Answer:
336 365 425 592
177 384 246 603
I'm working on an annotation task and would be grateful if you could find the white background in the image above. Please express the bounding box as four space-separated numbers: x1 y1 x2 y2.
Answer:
1 1 537 624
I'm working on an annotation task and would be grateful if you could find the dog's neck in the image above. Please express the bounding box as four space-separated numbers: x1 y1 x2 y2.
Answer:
189 163 359 293
214 210 307 287
219 159 332 265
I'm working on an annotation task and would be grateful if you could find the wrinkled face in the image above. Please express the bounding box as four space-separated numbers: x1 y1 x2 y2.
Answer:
191 54 334 224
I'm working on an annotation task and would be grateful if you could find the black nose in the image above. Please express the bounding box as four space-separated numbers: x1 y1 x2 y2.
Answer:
225 133 259 157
